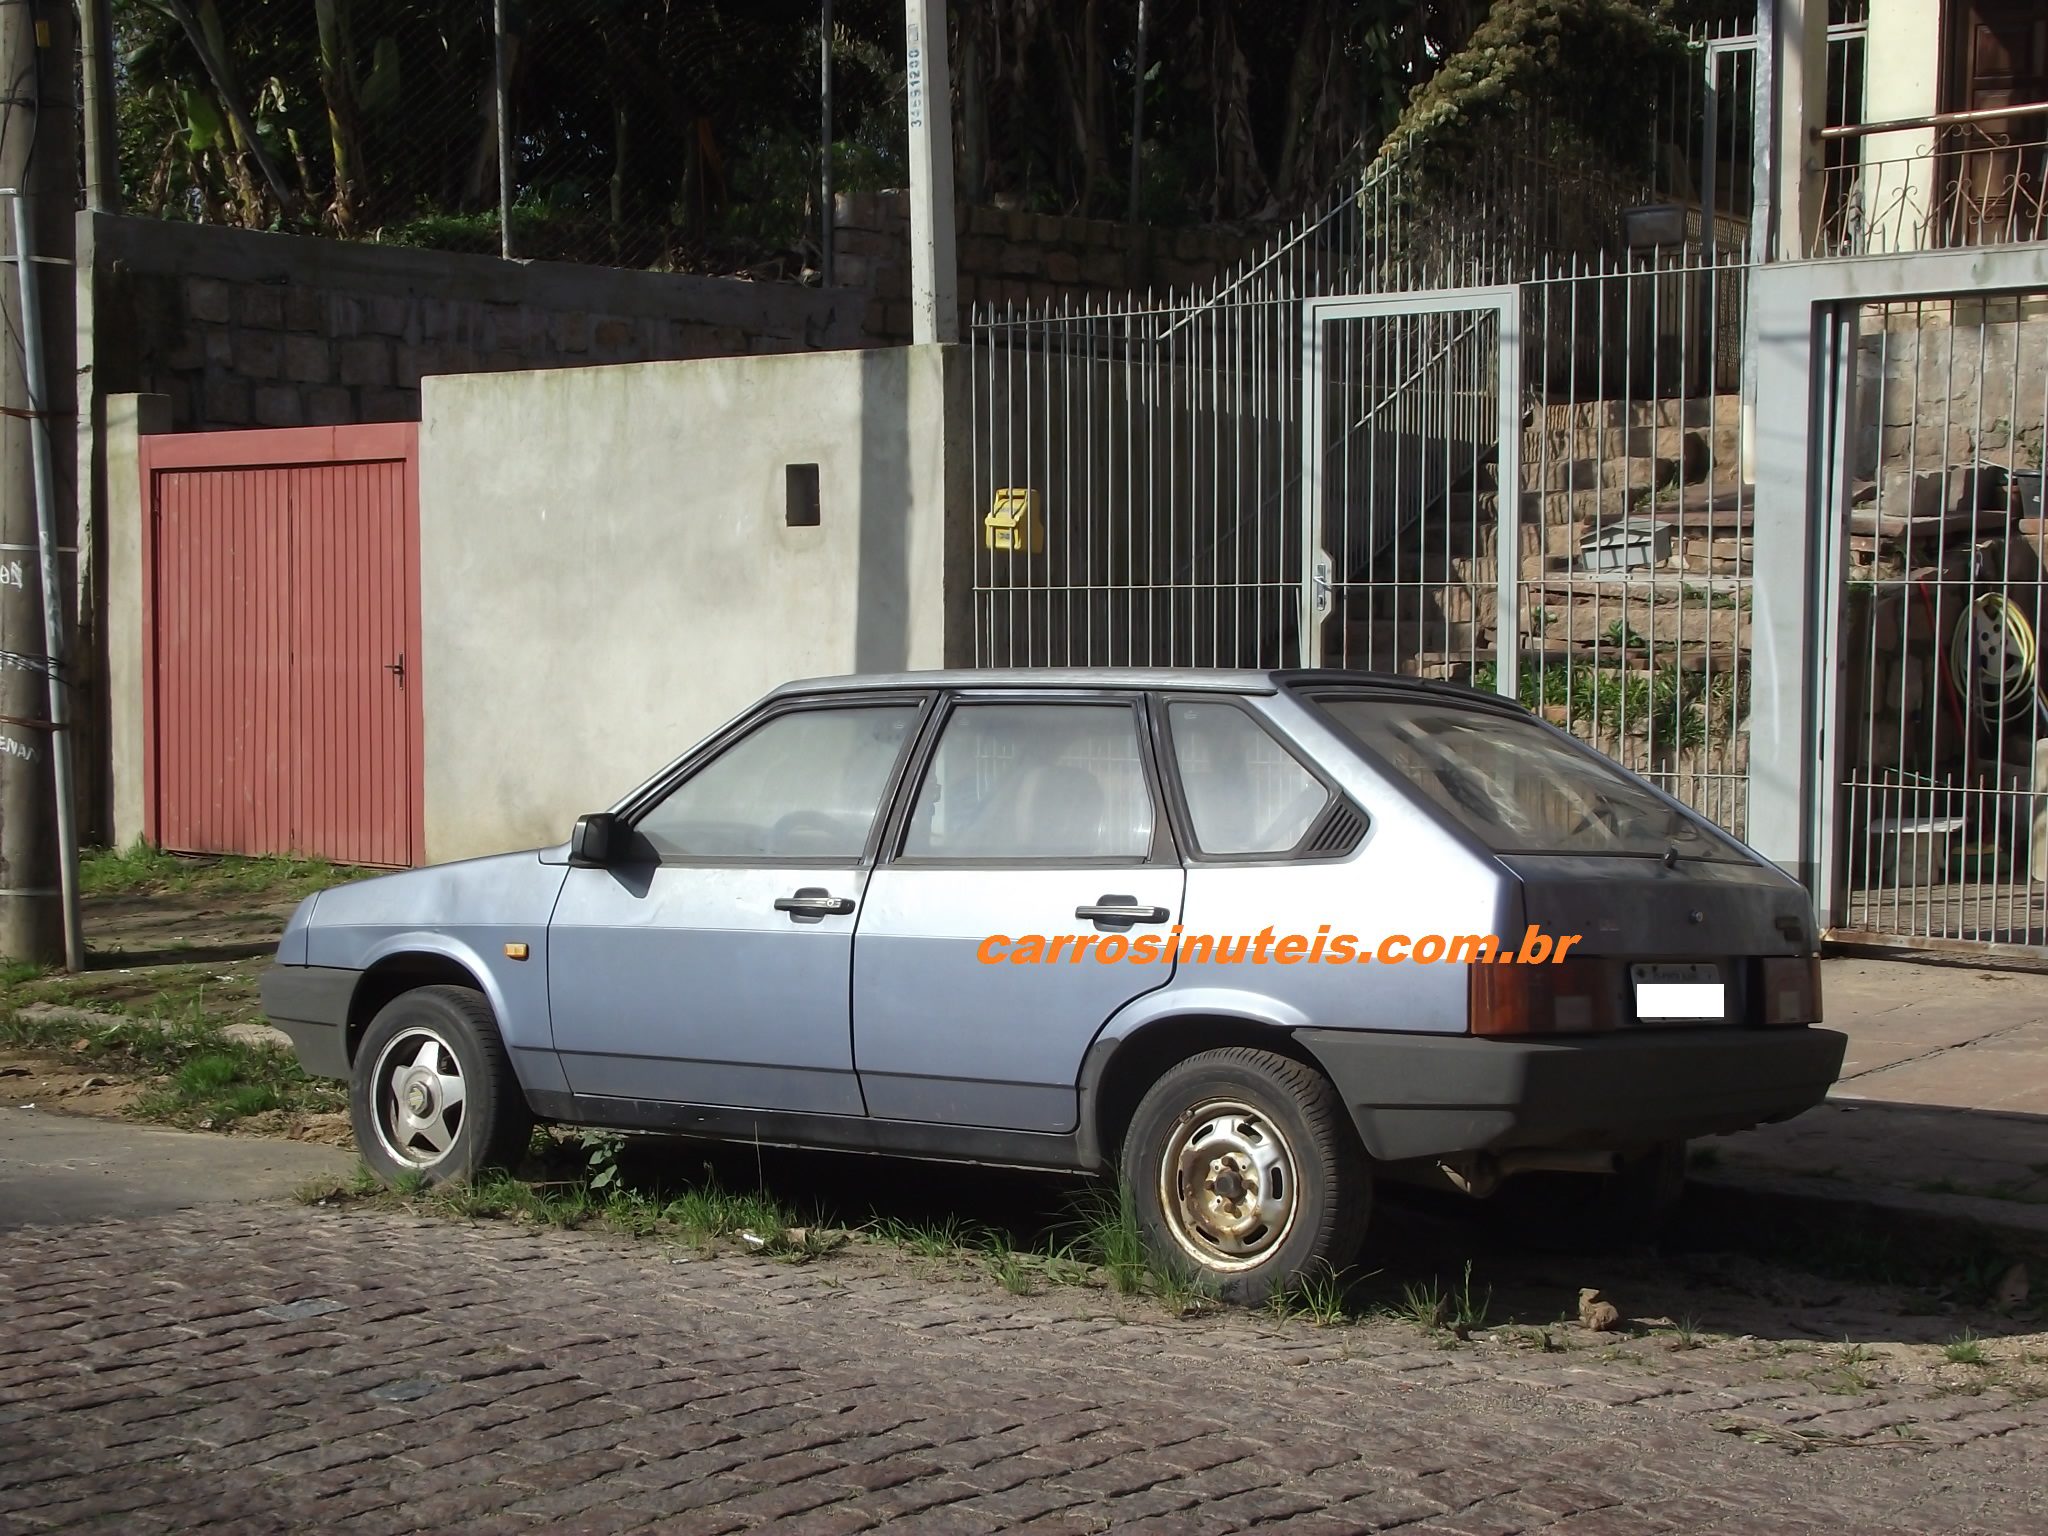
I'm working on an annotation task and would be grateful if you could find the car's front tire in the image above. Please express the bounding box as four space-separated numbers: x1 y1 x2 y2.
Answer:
1121 1047 1371 1305
350 985 533 1186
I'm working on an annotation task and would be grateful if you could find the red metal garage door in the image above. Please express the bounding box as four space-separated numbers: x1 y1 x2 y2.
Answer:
142 425 423 868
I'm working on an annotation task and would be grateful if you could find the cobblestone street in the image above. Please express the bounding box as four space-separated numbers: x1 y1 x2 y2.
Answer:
3 1200 2044 1535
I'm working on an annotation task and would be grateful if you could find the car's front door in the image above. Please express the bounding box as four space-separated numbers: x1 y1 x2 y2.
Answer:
852 695 1184 1131
548 694 927 1111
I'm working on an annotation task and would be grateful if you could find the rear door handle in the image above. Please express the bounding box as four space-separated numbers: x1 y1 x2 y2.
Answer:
774 888 855 922
1076 897 1170 929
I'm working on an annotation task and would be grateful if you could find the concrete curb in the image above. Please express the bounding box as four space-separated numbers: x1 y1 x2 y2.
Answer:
1689 1168 2048 1266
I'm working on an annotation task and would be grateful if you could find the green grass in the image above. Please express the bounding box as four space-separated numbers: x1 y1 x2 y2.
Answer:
980 1240 1037 1296
301 1158 837 1257
1270 1263 1350 1326
868 1211 994 1259
1945 1330 1989 1367
0 1004 342 1129
1394 1260 1490 1338
1397 1275 1448 1330
78 842 365 901
1054 1183 1161 1298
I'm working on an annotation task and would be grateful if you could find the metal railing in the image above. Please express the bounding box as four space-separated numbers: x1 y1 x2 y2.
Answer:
1814 101 2048 256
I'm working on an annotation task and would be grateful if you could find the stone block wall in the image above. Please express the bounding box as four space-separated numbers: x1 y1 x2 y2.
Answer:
834 192 1268 341
81 213 867 434
1852 299 2048 485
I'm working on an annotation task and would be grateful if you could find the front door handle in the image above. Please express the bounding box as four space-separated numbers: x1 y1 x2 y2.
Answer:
1075 896 1170 930
774 887 855 922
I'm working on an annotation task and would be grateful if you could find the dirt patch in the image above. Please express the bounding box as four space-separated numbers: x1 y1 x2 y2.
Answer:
238 1108 356 1148
0 1049 148 1118
0 1046 355 1150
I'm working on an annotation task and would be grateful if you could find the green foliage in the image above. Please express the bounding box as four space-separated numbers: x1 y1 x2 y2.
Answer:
1378 0 1693 183
1475 654 1745 753
79 842 363 901
578 1129 625 1191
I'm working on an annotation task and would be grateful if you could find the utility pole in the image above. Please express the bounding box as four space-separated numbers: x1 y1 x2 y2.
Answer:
79 0 119 212
1127 1 1147 225
494 0 514 259
820 0 835 287
903 0 958 344
0 0 80 968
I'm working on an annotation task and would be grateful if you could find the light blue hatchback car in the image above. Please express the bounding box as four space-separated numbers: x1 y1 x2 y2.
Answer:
262 669 1845 1299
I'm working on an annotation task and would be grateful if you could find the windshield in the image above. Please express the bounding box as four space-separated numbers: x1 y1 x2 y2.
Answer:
1314 697 1739 859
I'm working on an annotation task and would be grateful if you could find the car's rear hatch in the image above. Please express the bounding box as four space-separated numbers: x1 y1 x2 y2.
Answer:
1300 689 1817 1030
1502 852 1814 1030
1505 852 1810 960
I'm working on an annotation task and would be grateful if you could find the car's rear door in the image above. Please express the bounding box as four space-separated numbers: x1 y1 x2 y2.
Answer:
852 691 1184 1131
548 692 929 1111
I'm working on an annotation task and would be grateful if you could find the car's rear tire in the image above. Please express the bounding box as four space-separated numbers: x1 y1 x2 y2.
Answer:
350 985 534 1187
1120 1047 1371 1305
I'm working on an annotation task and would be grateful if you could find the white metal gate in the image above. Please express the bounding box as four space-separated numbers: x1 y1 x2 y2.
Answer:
1300 290 1521 694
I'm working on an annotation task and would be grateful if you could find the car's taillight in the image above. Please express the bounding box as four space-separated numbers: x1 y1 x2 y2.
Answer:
1469 957 1617 1037
1758 955 1822 1026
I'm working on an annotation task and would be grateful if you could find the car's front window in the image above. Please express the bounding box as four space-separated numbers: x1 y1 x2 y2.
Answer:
633 702 920 861
1313 696 1738 859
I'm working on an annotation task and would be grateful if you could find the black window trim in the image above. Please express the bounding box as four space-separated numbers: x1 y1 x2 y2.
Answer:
1148 692 1363 865
880 688 1182 869
613 690 938 870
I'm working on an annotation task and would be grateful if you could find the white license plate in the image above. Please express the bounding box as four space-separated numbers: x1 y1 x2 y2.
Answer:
1631 962 1724 1022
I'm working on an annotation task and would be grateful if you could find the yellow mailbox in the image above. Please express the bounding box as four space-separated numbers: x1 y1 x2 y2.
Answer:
984 488 1045 554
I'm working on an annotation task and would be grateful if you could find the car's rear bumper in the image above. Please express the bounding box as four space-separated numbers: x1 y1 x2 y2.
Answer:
1295 1025 1848 1163
258 964 357 1080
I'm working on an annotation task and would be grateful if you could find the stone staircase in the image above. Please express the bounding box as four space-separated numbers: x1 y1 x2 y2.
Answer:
1330 394 1753 681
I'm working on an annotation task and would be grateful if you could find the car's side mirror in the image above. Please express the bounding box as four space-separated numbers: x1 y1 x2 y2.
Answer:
568 812 617 868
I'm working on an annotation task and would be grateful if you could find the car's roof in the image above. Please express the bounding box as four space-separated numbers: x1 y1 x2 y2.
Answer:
771 667 1514 705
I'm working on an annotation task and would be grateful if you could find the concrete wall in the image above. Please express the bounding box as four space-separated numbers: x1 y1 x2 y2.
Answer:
1858 0 1945 251
102 395 172 852
416 345 972 863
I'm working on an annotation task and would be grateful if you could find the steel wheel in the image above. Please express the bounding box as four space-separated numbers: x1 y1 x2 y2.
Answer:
1157 1098 1301 1271
369 1026 468 1168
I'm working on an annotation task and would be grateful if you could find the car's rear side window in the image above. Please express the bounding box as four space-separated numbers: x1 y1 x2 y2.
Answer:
902 702 1155 860
1315 697 1735 858
1165 700 1329 856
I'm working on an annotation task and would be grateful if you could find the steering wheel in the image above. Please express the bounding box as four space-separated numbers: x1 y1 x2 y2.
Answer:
768 810 848 856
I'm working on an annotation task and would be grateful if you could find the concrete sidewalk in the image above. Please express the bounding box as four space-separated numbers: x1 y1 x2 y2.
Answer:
0 1105 353 1228
1701 957 2048 1245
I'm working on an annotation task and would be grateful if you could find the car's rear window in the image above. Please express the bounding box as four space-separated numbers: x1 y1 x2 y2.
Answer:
1313 696 1737 858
